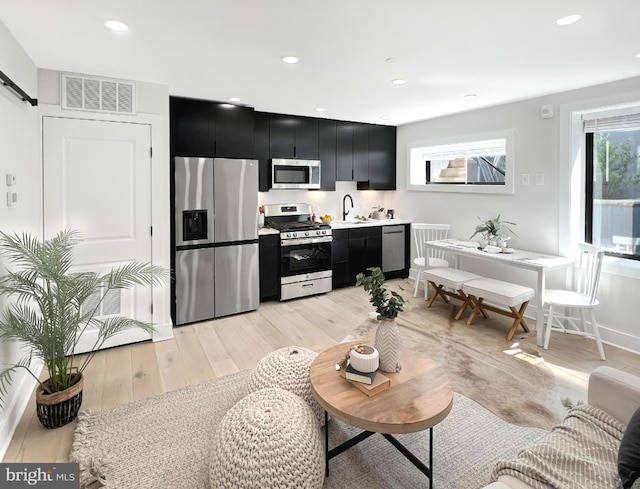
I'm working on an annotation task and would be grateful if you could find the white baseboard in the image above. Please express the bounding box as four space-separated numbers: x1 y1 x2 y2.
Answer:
0 362 43 461
152 321 174 343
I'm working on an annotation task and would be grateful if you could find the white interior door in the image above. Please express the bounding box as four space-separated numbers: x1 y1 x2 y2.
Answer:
43 117 153 353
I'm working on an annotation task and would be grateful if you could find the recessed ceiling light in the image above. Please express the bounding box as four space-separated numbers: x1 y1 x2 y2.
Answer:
314 107 326 112
556 14 581 26
281 56 300 64
464 94 477 101
105 20 129 32
392 79 406 85
636 53 640 58
385 57 398 64
228 97 241 102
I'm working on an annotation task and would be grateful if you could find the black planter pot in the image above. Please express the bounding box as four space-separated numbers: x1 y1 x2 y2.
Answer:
35 374 84 429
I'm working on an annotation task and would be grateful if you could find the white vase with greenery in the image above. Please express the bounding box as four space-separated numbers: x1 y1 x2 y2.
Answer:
355 267 405 373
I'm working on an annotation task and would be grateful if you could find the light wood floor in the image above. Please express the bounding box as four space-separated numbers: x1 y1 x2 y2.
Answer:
4 278 639 463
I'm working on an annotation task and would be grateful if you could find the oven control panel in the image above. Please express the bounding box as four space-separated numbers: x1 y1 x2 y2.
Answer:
282 229 332 240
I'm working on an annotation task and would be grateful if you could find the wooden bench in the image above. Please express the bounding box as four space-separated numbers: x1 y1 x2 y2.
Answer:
462 277 535 341
423 268 484 320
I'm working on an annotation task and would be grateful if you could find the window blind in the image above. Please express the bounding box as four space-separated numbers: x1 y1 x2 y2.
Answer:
419 138 506 160
583 113 640 132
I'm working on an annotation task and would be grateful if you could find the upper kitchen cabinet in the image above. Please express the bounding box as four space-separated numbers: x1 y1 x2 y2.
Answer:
336 121 354 180
358 124 396 190
336 121 369 182
352 122 369 182
269 114 319 160
170 97 216 156
255 112 270 192
317 119 337 191
214 103 255 158
170 96 255 158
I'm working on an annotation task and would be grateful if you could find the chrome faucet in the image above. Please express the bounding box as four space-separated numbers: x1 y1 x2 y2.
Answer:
342 194 354 221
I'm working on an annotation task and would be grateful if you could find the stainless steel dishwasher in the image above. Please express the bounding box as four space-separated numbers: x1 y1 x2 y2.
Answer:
382 225 405 273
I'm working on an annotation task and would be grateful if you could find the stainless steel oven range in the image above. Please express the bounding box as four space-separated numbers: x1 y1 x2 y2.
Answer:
263 203 332 301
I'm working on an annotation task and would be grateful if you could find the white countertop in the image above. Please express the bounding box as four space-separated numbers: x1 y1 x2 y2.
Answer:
258 219 411 235
330 219 411 229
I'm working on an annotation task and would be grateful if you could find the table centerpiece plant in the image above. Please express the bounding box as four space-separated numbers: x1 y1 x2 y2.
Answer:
355 267 405 372
469 215 518 246
0 230 167 428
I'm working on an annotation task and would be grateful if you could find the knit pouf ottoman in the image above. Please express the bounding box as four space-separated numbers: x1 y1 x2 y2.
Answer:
247 346 324 426
209 387 324 489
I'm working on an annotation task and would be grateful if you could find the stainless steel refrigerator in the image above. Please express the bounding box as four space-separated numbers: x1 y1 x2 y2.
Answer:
174 157 259 325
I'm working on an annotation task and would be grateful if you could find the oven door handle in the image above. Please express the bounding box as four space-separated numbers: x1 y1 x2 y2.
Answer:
281 236 333 246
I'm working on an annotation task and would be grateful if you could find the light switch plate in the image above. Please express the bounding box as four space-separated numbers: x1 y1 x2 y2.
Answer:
6 174 16 186
6 191 17 206
535 173 545 186
521 173 530 186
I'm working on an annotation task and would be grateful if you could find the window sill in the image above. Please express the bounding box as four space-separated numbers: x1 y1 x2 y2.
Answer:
602 255 640 279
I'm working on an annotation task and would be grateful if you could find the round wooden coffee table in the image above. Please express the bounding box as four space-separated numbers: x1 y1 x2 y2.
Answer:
310 340 454 488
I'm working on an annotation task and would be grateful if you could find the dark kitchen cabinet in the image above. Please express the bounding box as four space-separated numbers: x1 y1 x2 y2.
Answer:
170 97 216 156
358 124 396 190
317 119 337 191
214 104 255 158
259 233 280 301
269 114 319 160
255 112 270 192
331 229 351 289
170 96 255 158
332 224 407 289
336 121 354 181
353 122 369 182
348 226 382 281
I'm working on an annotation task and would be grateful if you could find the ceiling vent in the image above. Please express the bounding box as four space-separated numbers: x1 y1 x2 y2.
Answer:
61 73 136 114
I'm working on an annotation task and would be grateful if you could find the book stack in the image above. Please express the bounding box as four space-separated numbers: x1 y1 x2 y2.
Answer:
341 364 390 397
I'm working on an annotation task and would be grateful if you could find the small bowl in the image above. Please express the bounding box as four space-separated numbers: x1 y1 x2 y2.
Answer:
349 344 379 373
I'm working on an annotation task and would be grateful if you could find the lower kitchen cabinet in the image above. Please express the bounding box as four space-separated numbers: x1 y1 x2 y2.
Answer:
348 227 382 281
259 234 280 301
331 229 350 289
332 224 410 289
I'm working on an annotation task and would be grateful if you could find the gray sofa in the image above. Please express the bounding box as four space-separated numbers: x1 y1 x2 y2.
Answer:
483 366 640 489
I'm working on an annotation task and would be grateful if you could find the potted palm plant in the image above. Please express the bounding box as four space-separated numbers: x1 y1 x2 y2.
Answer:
355 267 405 372
0 230 167 428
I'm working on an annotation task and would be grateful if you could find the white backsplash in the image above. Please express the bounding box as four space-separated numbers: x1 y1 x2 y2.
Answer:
259 181 395 221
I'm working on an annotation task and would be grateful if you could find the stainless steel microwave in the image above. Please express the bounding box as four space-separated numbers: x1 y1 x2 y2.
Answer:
271 159 321 189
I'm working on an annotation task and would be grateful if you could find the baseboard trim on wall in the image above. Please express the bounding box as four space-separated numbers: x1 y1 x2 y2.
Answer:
153 321 175 343
0 362 43 461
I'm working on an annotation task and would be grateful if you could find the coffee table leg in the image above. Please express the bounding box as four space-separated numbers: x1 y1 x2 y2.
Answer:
382 429 433 487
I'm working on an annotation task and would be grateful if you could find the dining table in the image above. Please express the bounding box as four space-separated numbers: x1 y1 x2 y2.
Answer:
423 239 575 346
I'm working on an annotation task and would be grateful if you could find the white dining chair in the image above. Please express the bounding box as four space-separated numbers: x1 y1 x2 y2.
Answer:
542 243 606 360
412 223 450 297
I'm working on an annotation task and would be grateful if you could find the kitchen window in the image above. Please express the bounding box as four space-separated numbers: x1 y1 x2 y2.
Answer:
584 111 640 260
407 130 514 194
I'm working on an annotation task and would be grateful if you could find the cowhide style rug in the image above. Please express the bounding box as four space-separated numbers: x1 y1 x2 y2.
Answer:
348 291 589 431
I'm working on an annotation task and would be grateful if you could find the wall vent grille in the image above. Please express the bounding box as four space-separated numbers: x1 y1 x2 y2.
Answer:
61 73 136 114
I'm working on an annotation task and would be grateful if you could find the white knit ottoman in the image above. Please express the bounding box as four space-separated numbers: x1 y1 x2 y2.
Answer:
209 387 324 489
247 346 324 426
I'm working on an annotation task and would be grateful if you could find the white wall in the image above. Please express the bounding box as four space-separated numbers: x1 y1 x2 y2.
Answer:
388 75 640 355
0 19 42 460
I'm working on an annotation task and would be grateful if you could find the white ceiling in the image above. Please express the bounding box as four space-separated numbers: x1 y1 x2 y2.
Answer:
1 0 639 126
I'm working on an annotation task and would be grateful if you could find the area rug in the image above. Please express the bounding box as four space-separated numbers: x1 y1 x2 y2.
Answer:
69 369 548 489
348 285 588 431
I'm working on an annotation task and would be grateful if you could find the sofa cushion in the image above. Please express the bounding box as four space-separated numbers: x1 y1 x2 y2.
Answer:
619 407 640 489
